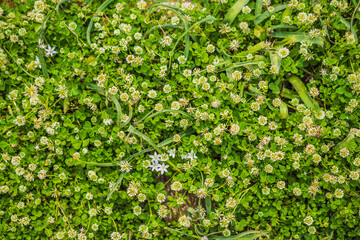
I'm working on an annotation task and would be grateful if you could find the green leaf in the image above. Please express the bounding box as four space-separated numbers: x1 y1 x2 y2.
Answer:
269 82 280 94
72 139 82 150
336 86 347 94
45 228 53 237
223 0 250 26
0 141 8 149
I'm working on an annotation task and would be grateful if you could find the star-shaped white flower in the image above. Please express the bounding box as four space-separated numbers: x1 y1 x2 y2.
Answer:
167 148 176 158
34 56 41 69
156 163 169 175
45 45 58 57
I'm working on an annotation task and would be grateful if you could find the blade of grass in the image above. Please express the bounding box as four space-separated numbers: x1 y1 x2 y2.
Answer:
127 125 181 173
147 5 190 57
274 32 324 46
205 196 211 215
254 4 288 25
2 45 36 78
350 1 360 43
88 84 122 127
38 9 54 78
248 85 275 111
280 102 288 119
288 75 319 111
272 24 297 30
255 0 262 16
223 0 250 25
144 24 184 38
219 55 268 71
281 6 292 24
149 3 190 16
77 128 194 168
208 230 268 239
56 0 70 11
106 172 126 200
281 87 299 99
270 52 281 72
334 134 355 151
119 104 133 129
127 125 161 153
87 0 115 45
142 109 192 123
164 227 201 239
171 15 217 55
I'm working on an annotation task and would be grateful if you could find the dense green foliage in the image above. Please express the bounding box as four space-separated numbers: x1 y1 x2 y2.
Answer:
1 0 360 239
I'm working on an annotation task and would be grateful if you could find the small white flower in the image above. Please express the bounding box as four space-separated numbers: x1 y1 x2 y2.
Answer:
45 45 57 57
156 163 169 174
167 148 176 158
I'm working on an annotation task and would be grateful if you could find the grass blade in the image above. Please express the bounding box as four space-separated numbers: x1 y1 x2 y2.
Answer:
281 6 292 24
223 0 250 25
157 128 195 148
76 129 194 168
127 125 161 153
119 104 133 129
106 172 126 200
164 227 201 238
87 0 115 45
288 76 319 111
144 24 184 38
171 15 216 55
127 125 181 172
149 3 190 16
281 87 299 99
38 48 49 78
255 0 262 16
56 0 70 11
88 84 122 127
219 55 268 71
205 196 212 215
272 24 297 30
280 102 288 119
274 32 325 46
142 109 192 123
38 9 54 78
147 5 190 57
254 4 288 25
337 11 358 43
334 134 355 151
208 230 268 240
248 85 275 111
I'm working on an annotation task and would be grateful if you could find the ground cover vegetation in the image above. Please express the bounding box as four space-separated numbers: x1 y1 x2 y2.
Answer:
1 0 360 239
